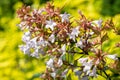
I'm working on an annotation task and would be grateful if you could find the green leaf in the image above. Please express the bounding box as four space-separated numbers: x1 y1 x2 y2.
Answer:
74 47 82 53
74 60 78 66
67 74 72 80
64 53 74 63
62 54 66 61
74 54 82 60
31 73 42 79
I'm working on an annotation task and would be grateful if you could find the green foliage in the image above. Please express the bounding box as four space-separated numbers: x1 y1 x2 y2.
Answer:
0 0 120 80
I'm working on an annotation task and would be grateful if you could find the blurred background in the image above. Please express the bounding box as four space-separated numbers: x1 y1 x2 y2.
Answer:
0 0 120 80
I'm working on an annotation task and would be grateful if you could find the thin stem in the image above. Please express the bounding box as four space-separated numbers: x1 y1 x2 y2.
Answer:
103 70 111 80
63 61 81 67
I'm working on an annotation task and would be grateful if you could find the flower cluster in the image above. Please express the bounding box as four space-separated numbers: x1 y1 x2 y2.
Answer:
17 3 120 80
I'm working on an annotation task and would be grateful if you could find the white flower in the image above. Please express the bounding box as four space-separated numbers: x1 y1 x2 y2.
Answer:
57 58 63 67
89 32 94 35
27 37 37 48
69 26 80 41
22 35 30 43
37 37 44 46
83 65 91 72
39 48 45 54
69 34 76 41
30 49 39 58
61 44 66 54
60 12 70 22
46 20 57 31
22 31 31 43
19 45 30 54
37 37 48 47
17 22 25 29
62 69 68 77
49 34 55 43
89 66 97 77
91 19 102 27
46 58 54 68
33 9 37 14
76 40 84 49
50 72 56 79
95 59 100 65
24 31 31 36
78 58 97 76
71 26 80 37
24 15 28 20
83 60 93 72
17 21 29 30
78 58 88 65
106 54 118 60
86 70 91 75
